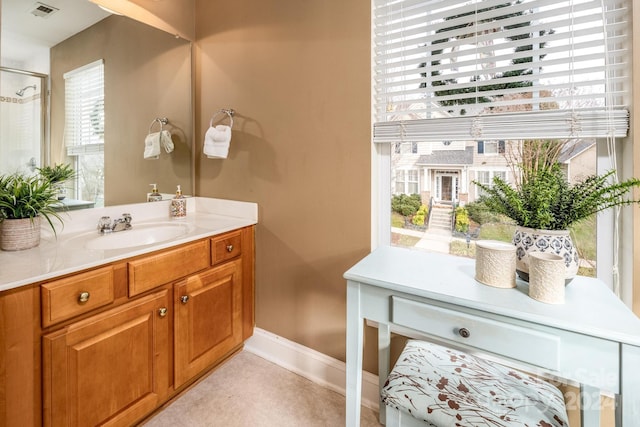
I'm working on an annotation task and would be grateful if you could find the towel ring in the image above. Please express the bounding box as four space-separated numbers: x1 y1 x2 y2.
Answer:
149 117 169 133
209 109 234 128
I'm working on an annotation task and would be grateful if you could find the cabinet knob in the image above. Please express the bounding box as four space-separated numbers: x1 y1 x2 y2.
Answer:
78 292 90 304
158 307 168 317
458 327 471 338
180 295 189 304
226 244 234 253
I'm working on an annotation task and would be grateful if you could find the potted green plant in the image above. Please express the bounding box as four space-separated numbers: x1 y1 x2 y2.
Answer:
475 164 640 282
0 173 64 251
37 163 75 200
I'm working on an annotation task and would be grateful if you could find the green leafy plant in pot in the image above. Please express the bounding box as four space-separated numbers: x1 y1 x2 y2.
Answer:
475 163 640 283
37 163 75 200
0 173 64 251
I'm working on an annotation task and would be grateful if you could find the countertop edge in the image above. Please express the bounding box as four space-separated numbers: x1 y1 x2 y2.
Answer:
0 198 257 292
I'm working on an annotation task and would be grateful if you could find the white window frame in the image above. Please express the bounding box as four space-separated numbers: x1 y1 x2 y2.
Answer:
483 142 498 155
395 142 417 154
478 140 505 156
474 169 507 198
394 168 420 195
64 59 105 203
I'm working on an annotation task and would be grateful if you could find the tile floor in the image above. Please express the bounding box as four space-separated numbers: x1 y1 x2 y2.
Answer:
142 351 382 427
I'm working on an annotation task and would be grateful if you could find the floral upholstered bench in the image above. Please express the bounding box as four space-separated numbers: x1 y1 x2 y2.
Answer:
381 340 569 427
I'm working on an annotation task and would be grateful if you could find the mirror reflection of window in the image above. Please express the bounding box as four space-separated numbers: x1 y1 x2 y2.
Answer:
63 60 105 206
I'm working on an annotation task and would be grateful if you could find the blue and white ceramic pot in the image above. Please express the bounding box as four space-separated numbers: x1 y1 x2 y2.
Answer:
512 226 579 284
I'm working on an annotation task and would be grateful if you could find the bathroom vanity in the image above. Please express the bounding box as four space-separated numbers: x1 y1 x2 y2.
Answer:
0 198 257 426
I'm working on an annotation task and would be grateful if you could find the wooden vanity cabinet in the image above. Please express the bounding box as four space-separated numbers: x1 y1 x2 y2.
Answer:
42 289 171 427
174 228 253 387
174 259 243 387
0 225 255 427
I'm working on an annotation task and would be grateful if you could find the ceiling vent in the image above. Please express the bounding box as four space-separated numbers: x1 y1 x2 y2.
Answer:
30 2 60 18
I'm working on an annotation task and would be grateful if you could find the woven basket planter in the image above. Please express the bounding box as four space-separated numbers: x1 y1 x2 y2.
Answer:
0 217 42 251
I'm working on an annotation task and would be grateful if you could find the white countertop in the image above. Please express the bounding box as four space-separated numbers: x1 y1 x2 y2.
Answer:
0 197 258 292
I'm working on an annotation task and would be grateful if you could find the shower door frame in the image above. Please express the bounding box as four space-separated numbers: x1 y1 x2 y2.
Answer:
0 66 49 171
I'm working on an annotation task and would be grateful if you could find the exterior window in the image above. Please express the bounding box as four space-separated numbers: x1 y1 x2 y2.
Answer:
407 170 419 194
476 170 507 198
478 141 505 155
374 0 631 295
395 169 419 195
395 170 406 194
395 142 417 154
476 171 490 188
64 60 104 206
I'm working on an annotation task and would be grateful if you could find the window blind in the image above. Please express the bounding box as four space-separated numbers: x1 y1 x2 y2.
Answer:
373 0 630 142
64 59 105 154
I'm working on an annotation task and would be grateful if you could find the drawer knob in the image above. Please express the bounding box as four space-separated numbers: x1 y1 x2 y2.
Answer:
226 244 234 253
458 327 471 338
158 307 168 318
78 292 90 304
180 295 189 304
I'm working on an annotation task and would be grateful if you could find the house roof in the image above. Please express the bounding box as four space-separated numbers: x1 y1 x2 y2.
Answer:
416 146 474 166
558 139 596 163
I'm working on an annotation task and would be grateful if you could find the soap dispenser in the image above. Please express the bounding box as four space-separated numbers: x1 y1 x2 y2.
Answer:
170 185 187 218
148 184 162 202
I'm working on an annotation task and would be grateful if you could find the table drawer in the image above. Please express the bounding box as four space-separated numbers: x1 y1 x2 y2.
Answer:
41 266 115 327
211 230 242 266
391 296 561 371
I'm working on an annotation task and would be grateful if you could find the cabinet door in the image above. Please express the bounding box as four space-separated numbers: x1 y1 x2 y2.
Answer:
174 259 243 387
42 290 171 427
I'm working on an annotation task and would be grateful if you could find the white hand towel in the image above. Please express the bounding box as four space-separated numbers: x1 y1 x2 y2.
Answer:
144 130 173 159
203 125 232 159
159 130 174 154
144 132 162 159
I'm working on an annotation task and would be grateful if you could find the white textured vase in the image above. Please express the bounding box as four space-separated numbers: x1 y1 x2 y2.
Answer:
512 226 579 284
528 252 566 304
475 240 516 289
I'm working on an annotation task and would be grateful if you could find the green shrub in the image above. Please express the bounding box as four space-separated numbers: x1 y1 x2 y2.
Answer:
391 194 422 217
465 200 502 225
454 206 470 233
412 213 425 226
411 204 428 226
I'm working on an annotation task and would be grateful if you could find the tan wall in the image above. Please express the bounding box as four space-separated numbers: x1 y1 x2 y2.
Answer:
50 15 192 206
94 0 196 41
194 0 371 364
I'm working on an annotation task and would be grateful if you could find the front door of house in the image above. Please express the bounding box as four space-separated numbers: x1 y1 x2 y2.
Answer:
441 176 452 201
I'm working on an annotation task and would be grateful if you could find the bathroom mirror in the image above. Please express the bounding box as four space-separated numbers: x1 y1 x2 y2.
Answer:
1 0 194 207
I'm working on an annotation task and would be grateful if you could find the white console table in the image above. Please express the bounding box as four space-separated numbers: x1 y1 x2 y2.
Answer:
344 246 640 426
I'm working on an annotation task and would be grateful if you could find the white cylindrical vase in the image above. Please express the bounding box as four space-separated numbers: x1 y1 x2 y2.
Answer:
475 240 516 289
528 252 565 304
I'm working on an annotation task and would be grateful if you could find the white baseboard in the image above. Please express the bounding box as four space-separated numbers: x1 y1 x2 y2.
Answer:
244 328 380 411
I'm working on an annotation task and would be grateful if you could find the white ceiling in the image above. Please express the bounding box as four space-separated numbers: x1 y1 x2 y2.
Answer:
2 0 111 66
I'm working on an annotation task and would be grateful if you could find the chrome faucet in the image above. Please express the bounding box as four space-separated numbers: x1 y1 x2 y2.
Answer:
98 213 132 234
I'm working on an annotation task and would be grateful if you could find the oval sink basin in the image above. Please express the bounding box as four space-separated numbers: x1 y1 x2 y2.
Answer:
78 222 193 250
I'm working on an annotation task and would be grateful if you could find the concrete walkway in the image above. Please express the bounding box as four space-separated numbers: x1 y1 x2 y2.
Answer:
392 226 453 254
